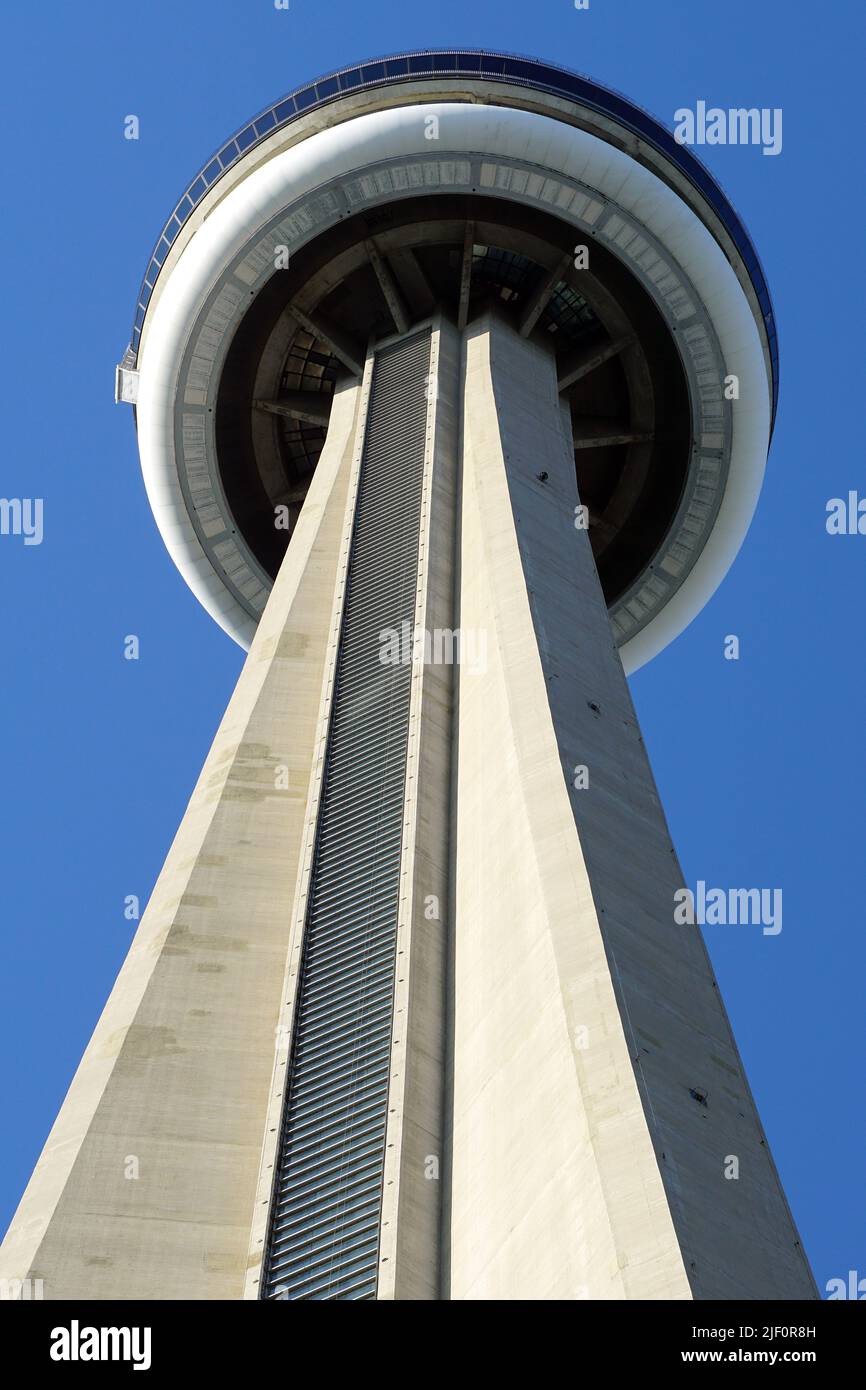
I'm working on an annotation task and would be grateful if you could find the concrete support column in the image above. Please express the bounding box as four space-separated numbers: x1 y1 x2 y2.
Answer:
0 380 362 1301
448 313 814 1301
378 318 460 1299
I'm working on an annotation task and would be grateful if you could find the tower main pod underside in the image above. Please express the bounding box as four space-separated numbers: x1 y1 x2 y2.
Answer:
1 315 814 1300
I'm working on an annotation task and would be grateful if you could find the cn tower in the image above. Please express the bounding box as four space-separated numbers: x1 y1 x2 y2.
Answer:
0 50 815 1301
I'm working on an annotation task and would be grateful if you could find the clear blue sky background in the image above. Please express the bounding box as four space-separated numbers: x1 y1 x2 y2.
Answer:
1 0 862 1297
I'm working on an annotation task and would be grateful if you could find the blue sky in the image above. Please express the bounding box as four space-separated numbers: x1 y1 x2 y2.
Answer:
1 0 863 1296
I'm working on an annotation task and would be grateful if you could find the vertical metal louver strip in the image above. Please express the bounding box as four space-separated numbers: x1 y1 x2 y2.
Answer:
262 329 432 1301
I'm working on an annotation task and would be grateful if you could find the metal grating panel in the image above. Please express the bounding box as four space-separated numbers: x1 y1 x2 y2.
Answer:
262 329 432 1301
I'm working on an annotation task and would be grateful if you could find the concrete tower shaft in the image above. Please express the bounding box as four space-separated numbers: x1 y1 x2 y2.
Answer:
1 312 814 1300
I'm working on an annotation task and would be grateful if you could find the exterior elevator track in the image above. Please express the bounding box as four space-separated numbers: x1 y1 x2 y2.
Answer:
262 329 432 1300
